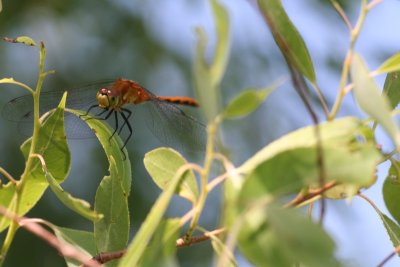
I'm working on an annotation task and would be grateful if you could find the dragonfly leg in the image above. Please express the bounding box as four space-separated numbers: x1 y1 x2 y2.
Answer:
109 111 119 142
79 104 99 118
118 108 132 135
120 111 133 153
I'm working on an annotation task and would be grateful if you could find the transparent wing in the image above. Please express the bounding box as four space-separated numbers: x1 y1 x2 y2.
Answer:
143 99 206 153
2 81 113 138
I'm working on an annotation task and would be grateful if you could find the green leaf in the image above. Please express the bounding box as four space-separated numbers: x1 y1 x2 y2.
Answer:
223 87 274 119
53 226 96 267
0 0 2 12
94 157 129 266
238 205 339 267
257 0 316 83
68 110 132 266
193 0 230 121
383 162 400 225
144 148 198 203
68 109 131 195
118 162 188 267
3 36 37 46
140 219 180 267
364 196 400 250
209 0 230 87
0 93 70 232
383 71 400 110
376 53 400 74
238 117 380 204
351 54 400 148
45 169 103 221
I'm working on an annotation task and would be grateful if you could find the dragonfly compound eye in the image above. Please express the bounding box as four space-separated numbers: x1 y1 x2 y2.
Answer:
97 89 112 109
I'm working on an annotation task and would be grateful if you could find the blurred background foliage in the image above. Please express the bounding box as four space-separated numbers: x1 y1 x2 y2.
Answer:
0 0 399 266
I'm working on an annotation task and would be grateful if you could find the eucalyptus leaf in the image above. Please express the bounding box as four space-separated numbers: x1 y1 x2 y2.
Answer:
383 162 400 225
140 219 180 267
45 169 103 221
0 92 70 232
383 71 400 110
257 0 316 83
193 0 230 121
238 205 339 267
144 147 198 203
351 54 400 148
376 53 400 74
223 87 274 119
118 162 189 267
68 110 132 267
53 226 96 267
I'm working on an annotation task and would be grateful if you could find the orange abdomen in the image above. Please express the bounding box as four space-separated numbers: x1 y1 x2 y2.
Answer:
157 96 199 107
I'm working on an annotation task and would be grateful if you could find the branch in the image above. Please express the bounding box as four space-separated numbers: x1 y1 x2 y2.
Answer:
284 181 338 208
0 206 100 267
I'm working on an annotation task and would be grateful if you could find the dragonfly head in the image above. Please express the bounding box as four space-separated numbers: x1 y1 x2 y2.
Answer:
97 88 118 109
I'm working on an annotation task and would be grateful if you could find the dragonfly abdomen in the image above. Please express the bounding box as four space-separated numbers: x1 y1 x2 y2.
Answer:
157 96 199 107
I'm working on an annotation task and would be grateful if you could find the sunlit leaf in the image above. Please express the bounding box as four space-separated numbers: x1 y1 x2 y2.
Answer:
0 93 70 232
376 53 400 74
140 219 180 267
365 197 400 250
383 71 400 110
238 205 339 267
53 226 96 267
193 0 230 121
210 0 230 87
68 110 132 267
45 169 103 221
238 117 380 204
68 109 132 195
3 36 37 46
223 87 274 119
383 162 400 225
257 0 316 83
94 157 129 266
118 163 188 267
144 148 198 203
351 54 400 148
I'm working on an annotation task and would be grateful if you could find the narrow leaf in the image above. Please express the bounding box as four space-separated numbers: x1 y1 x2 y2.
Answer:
46 169 103 221
223 87 274 119
94 157 129 265
376 53 400 74
383 71 400 110
140 219 180 267
383 162 400 225
53 226 96 267
0 92 70 232
118 164 188 267
144 148 198 203
210 0 230 87
257 0 316 83
3 36 37 46
193 0 230 121
351 54 400 148
238 205 339 267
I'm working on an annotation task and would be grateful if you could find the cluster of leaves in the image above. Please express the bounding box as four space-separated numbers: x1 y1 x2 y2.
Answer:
1 0 400 267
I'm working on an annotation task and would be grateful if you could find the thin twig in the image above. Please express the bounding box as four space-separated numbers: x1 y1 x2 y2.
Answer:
367 0 383 10
0 206 100 267
329 0 352 31
0 168 17 183
376 246 400 267
176 228 226 247
284 181 338 208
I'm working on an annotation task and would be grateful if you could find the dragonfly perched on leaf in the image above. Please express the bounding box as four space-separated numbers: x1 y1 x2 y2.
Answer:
2 78 206 158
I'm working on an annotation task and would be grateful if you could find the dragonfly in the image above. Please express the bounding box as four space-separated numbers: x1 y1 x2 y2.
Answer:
2 78 206 158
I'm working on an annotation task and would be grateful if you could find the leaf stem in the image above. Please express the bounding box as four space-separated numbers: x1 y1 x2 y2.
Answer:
0 168 17 183
329 0 369 120
0 42 49 266
186 117 220 240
